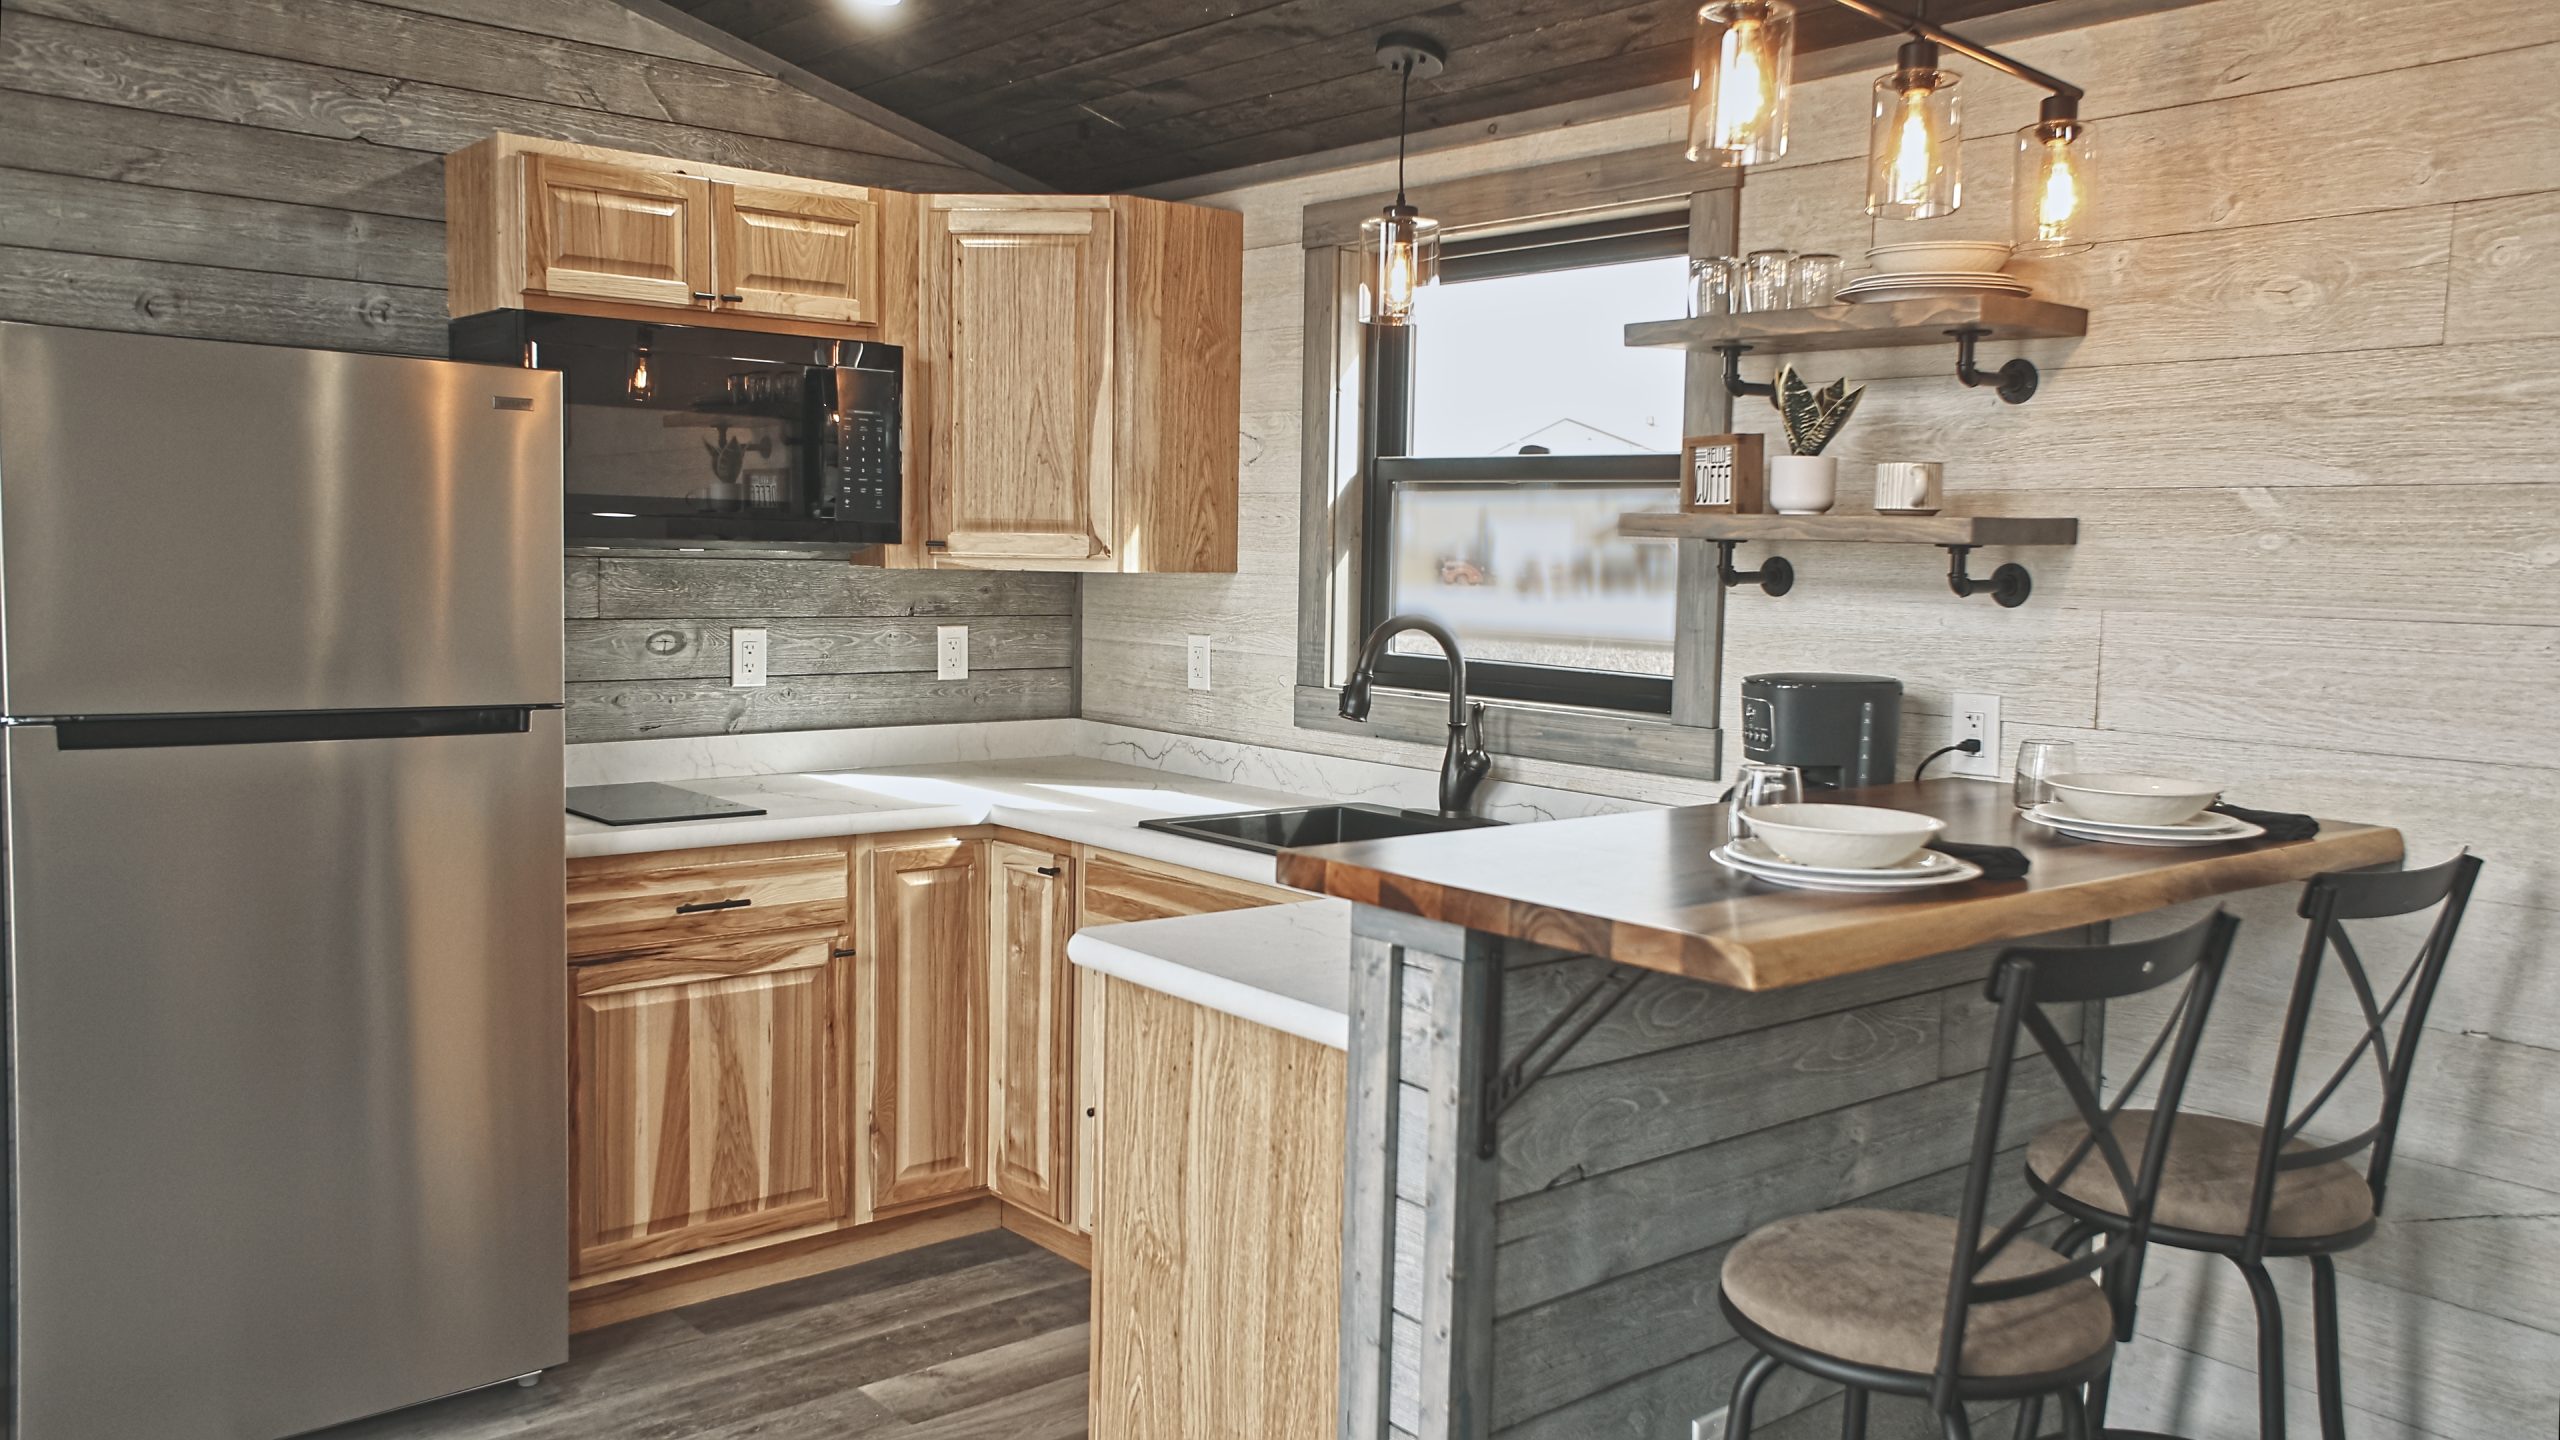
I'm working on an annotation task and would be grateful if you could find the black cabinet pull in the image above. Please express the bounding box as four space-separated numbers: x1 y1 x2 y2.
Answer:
691 291 716 301
1037 866 1062 877
718 293 746 303
675 897 753 915
832 947 858 959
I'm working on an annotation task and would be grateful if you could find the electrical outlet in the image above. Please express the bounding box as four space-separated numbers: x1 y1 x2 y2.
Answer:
1689 1408 1729 1440
730 628 768 688
1949 690 2002 779
1187 634 1212 692
936 625 968 681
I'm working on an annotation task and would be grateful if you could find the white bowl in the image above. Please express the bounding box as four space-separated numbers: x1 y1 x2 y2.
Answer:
1743 803 1947 870
2045 773 2224 827
1865 240 2014 276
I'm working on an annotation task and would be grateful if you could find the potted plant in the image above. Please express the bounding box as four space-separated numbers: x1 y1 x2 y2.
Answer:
1767 366 1864 515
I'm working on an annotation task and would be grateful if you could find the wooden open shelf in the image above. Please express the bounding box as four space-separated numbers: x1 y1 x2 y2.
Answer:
1620 512 2078 546
1624 294 2087 355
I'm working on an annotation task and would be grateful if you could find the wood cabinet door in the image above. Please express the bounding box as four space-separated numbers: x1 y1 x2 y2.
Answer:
986 841 1075 1221
861 836 987 1213
570 930 850 1278
523 154 711 309
922 197 1115 564
713 183 879 325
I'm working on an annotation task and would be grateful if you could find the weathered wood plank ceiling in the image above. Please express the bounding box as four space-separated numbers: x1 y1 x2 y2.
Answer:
663 0 2058 192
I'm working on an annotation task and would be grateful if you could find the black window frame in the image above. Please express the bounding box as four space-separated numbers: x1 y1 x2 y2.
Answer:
1360 212 1691 715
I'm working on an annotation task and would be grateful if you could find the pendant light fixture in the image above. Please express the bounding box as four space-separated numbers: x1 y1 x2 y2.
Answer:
1692 0 2094 251
1361 33 1447 327
1866 35 1960 218
1686 1 1796 166
625 324 656 403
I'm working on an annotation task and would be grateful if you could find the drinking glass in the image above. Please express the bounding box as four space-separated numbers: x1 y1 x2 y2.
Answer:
2014 739 2077 810
1789 252 1845 307
1727 762 1804 846
1740 250 1793 313
1688 255 1738 318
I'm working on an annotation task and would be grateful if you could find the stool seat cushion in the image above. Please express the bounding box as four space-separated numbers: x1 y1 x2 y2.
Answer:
1719 1209 2114 1378
2027 1111 2376 1241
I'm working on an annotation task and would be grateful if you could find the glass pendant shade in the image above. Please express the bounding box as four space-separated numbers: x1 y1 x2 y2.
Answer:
1686 1 1795 167
1866 49 1961 220
1361 204 1440 326
2013 108 2096 255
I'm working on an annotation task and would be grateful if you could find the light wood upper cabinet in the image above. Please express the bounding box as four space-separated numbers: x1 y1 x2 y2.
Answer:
522 154 711 310
910 194 1241 574
569 928 852 1279
448 134 891 340
716 183 881 326
987 840 1076 1223
858 835 987 1216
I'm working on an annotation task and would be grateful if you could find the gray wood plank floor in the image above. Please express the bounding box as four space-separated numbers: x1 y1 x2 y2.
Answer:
303 1231 1091 1440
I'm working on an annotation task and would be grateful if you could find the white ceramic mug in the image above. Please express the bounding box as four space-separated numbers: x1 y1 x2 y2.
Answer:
1767 455 1838 515
1875 461 1944 514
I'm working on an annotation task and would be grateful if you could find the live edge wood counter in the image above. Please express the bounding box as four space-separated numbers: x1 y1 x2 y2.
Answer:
1283 779 2403 1440
1275 779 2403 992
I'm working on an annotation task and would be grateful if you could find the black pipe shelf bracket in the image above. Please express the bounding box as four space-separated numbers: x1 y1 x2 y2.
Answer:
1716 342 1777 400
1950 326 2040 404
1944 544 2035 607
1717 539 1793 596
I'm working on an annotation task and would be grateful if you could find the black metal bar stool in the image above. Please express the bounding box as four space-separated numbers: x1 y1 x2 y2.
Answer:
1717 909 2241 1440
2018 852 2482 1440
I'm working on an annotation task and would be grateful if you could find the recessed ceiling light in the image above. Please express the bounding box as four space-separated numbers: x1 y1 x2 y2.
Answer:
847 0 901 8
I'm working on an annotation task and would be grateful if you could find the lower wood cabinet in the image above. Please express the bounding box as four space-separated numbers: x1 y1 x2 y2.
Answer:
857 835 987 1216
569 928 852 1278
987 839 1077 1223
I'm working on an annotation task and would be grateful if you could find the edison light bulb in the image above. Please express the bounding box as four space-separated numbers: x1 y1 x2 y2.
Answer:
1383 236 1415 314
1687 1 1795 166
1361 206 1439 326
1865 44 1960 220
2013 110 2095 254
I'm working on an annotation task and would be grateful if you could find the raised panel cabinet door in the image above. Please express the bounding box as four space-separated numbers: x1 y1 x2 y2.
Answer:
569 930 850 1279
714 183 880 325
864 837 987 1213
923 198 1115 563
523 154 711 309
986 841 1075 1221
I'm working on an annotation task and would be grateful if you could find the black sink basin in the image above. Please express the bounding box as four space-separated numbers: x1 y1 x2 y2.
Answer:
1138 803 1503 856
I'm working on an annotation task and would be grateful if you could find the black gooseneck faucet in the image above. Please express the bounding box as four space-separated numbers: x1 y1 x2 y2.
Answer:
1337 615 1491 819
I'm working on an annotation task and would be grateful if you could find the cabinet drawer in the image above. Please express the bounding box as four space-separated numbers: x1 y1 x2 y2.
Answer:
568 844 848 958
1078 850 1295 926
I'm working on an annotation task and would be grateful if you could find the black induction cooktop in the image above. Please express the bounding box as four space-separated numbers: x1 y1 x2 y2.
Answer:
566 782 768 826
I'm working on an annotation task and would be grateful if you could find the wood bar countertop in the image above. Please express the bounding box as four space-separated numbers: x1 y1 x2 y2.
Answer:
1274 780 2403 991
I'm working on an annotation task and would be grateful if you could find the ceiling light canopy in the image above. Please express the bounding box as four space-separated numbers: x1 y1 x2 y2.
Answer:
1688 0 2095 253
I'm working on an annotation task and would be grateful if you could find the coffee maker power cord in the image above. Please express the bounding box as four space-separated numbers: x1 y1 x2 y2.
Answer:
1913 738 1983 783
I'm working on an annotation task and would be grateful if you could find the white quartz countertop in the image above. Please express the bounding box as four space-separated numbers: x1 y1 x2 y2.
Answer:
564 756 1322 887
1068 899 1354 1051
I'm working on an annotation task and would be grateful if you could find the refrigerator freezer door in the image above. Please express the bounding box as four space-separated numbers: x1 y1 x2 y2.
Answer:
0 324 563 717
5 714 568 1440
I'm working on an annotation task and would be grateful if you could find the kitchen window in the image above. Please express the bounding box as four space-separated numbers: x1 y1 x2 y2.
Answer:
1362 213 1691 714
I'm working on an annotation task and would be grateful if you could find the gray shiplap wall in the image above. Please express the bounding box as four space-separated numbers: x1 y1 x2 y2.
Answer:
0 0 1069 742
1082 0 2560 1434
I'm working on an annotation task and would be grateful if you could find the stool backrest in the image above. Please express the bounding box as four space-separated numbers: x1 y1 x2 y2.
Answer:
1929 908 2238 1417
2242 852 2482 1256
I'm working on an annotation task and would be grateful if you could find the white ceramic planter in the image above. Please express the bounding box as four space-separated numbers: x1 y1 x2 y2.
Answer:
1766 455 1838 515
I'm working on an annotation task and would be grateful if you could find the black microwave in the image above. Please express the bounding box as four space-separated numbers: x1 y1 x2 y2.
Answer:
450 311 901 553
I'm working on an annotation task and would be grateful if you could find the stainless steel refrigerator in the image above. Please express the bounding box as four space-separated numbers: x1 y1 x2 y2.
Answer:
0 324 569 1438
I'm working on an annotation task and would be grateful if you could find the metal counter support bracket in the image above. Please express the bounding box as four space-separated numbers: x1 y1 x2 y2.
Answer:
1715 343 1778 401
1949 327 2040 404
1945 544 2035 608
1717 540 1794 596
1477 965 1646 1159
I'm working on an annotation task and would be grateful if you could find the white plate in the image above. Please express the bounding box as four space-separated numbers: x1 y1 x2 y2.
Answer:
1839 271 2027 287
1729 834 1962 879
1839 281 2033 304
2026 810 2266 847
1714 842 1983 891
2026 803 2258 838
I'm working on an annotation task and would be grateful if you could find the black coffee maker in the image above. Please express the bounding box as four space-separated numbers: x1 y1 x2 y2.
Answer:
1739 673 1902 790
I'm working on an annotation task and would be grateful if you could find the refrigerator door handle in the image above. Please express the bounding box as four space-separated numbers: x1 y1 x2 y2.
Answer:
52 705 550 751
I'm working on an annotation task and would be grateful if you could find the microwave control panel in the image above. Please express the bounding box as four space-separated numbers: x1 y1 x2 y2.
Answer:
821 406 898 525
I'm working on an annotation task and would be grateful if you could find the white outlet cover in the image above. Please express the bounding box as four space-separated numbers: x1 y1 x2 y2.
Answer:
1949 691 2002 779
936 624 968 680
730 627 768 688
1187 634 1212 692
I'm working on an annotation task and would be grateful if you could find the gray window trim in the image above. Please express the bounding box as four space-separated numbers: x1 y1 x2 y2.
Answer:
1295 153 1741 776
